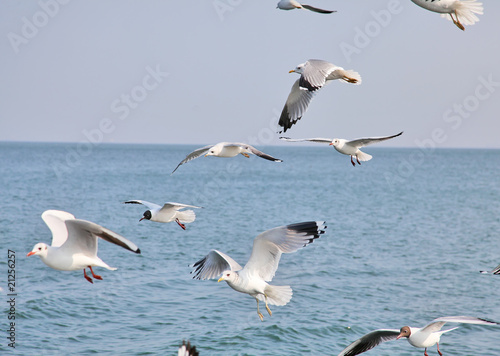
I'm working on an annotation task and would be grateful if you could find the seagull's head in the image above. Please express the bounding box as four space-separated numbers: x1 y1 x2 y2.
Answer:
396 326 411 339
218 270 237 283
205 145 221 157
289 63 306 74
140 210 152 222
329 139 340 147
27 243 49 258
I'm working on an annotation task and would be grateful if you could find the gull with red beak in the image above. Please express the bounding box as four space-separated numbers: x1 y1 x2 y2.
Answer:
280 131 402 166
27 210 140 283
124 200 202 230
337 316 499 356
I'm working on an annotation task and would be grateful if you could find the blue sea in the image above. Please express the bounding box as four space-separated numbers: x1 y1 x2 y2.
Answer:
1 142 500 355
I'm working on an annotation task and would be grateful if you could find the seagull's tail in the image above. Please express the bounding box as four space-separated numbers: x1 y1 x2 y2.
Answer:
441 0 483 26
356 150 372 162
338 69 362 85
176 210 196 224
260 285 293 306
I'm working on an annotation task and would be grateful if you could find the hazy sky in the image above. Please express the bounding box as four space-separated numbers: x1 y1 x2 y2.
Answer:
1 1 499 148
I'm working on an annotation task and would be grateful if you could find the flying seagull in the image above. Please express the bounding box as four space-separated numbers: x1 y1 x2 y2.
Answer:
172 142 282 174
191 221 327 321
410 0 483 31
27 210 140 283
280 131 403 166
337 315 499 356
278 59 361 133
277 0 336 14
124 200 202 230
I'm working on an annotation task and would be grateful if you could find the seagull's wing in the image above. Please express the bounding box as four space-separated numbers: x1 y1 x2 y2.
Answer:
171 145 213 174
337 329 400 356
124 200 162 210
278 79 315 133
347 131 403 148
162 202 203 211
300 60 334 91
244 221 326 281
191 249 242 280
421 316 499 333
244 144 283 162
491 264 500 274
61 219 141 257
178 340 199 356
301 4 336 14
279 137 333 144
41 210 76 247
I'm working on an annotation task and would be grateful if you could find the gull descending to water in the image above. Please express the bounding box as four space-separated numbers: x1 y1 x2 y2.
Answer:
277 0 336 14
178 340 198 356
124 200 202 230
280 131 403 166
278 59 361 133
27 210 141 283
410 0 483 31
191 221 327 321
172 142 282 174
338 316 499 356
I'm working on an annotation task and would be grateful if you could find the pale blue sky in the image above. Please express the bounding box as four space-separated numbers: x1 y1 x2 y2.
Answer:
1 0 499 148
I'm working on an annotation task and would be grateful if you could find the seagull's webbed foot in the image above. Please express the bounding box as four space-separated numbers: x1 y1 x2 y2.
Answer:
89 266 102 280
350 156 356 167
423 348 429 356
264 294 272 316
83 269 93 284
241 153 250 158
436 343 443 356
176 218 186 230
450 12 465 31
256 299 264 321
343 76 358 84
356 157 361 165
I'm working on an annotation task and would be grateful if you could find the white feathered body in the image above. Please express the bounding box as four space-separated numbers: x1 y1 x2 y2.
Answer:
225 269 293 306
411 0 483 25
406 326 458 348
151 208 196 224
37 245 116 271
332 140 373 162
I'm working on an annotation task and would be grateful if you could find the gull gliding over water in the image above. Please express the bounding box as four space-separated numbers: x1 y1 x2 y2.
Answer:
278 59 361 133
171 142 282 174
124 200 202 230
337 316 499 356
280 131 403 166
276 0 336 14
27 210 141 283
410 0 483 31
191 221 327 321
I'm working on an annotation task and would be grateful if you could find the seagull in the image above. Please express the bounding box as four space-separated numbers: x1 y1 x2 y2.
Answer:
338 316 499 356
278 59 361 133
410 0 483 31
27 210 140 284
124 200 202 230
480 262 500 275
191 221 327 321
171 142 282 174
277 0 336 14
280 131 403 166
178 340 198 356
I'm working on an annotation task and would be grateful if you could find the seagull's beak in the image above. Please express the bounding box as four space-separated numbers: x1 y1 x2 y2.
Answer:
329 142 333 146
204 154 209 157
217 276 224 283
139 217 145 222
26 251 36 257
289 69 295 73
396 333 404 340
